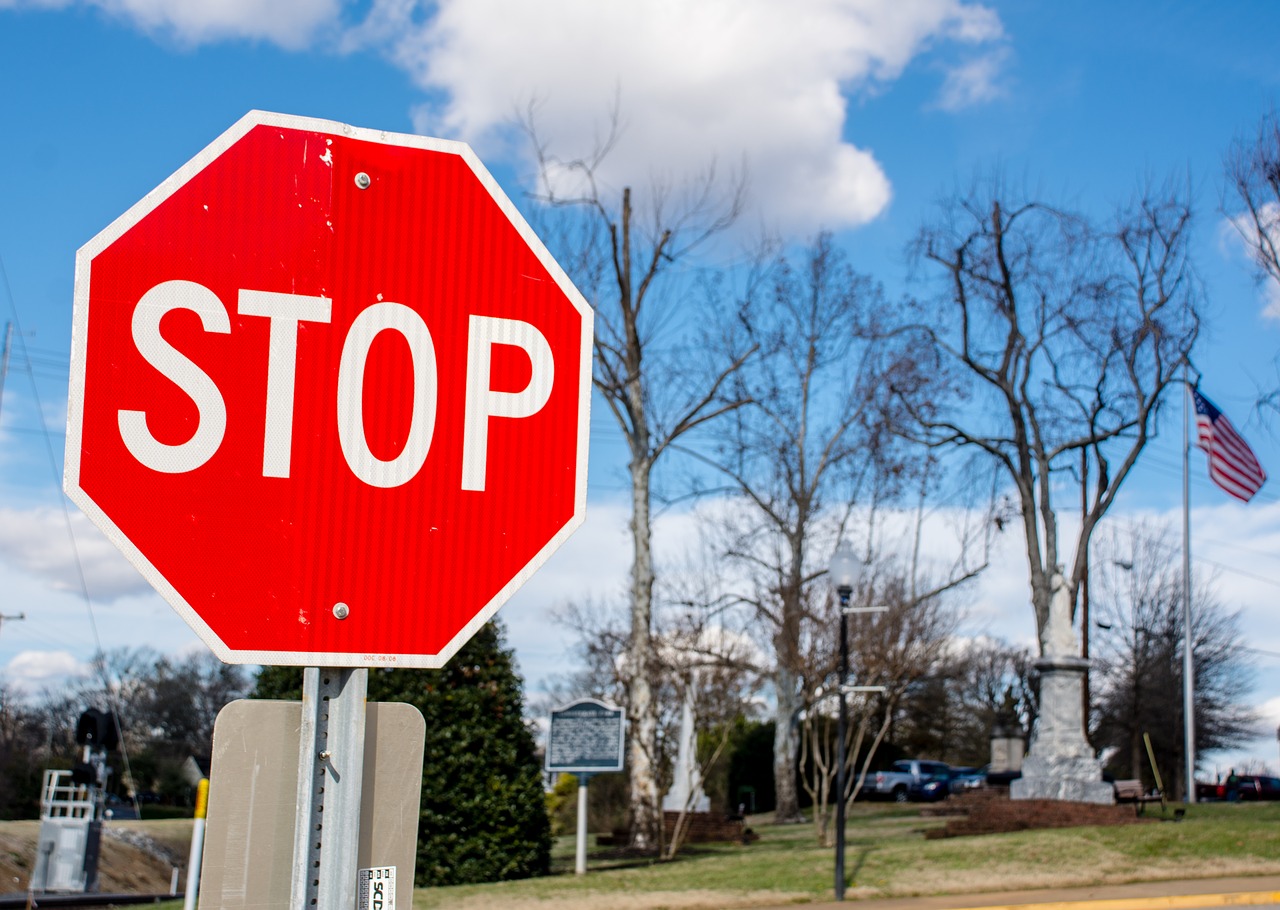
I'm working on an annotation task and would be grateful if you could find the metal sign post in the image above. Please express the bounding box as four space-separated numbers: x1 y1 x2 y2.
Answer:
574 773 591 875
291 668 368 910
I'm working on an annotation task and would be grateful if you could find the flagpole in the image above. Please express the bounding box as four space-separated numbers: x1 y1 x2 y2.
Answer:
1182 374 1196 803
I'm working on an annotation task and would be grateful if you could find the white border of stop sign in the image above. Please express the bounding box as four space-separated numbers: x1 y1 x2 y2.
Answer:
63 110 593 669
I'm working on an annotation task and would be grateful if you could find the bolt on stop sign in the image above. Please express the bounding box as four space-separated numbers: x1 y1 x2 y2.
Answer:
64 111 593 668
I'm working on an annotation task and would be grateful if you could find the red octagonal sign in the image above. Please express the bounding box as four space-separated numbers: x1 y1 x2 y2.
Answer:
64 111 592 668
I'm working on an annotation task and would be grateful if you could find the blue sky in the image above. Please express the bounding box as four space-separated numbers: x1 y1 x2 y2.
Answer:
2 0 1280 774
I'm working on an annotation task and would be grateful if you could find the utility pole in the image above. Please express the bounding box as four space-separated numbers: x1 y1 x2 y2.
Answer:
0 612 25 637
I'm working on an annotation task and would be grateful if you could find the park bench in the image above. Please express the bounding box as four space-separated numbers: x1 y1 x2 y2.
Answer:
1113 779 1164 814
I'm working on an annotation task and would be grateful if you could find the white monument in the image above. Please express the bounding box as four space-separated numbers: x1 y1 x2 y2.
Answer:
1011 573 1113 804
663 684 710 813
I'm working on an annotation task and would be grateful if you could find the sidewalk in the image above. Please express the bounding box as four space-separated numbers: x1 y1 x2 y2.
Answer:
760 876 1280 910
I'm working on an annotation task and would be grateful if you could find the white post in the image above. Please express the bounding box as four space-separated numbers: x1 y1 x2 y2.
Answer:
182 778 209 910
575 775 589 875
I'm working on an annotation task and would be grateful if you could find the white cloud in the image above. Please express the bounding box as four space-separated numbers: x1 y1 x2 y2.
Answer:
6 0 1008 231
0 507 151 602
358 0 1006 234
934 47 1011 111
5 649 91 690
1220 203 1280 321
502 497 726 690
1262 280 1280 322
0 0 343 48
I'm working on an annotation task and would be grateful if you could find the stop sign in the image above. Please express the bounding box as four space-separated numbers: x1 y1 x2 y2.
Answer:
64 110 592 668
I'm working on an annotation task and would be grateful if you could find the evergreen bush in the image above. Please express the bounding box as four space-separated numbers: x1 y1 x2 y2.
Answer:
253 620 551 886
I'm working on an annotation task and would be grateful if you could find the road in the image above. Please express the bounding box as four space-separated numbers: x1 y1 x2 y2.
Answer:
763 876 1280 910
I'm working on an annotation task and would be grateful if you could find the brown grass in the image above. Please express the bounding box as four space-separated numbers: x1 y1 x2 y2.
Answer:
0 819 191 896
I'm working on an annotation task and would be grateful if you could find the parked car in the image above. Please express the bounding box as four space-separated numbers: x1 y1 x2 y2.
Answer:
1195 775 1280 801
1196 779 1225 801
910 772 953 802
948 766 986 790
983 765 1022 787
868 759 953 802
1241 775 1280 800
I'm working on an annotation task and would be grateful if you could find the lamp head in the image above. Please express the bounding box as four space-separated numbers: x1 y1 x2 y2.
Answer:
829 540 861 596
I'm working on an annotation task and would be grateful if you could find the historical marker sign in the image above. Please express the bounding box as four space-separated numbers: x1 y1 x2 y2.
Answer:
64 110 593 668
546 699 625 774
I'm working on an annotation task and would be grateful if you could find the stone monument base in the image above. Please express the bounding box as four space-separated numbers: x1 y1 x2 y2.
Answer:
1010 753 1114 804
1010 656 1113 805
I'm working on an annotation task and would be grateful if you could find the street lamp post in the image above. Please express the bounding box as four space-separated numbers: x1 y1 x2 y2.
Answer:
829 541 861 902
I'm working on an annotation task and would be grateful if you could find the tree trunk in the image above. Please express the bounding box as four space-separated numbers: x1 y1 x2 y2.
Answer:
626 456 661 849
772 663 804 822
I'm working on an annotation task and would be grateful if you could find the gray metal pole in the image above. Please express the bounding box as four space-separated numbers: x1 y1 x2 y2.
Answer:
290 667 368 910
1182 379 1196 803
1081 449 1091 728
834 589 849 901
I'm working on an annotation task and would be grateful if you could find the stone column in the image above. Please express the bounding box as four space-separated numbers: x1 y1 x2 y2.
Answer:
1011 657 1113 804
662 682 709 813
989 725 1024 774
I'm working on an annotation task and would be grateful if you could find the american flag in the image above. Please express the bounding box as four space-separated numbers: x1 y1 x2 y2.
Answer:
1191 388 1267 502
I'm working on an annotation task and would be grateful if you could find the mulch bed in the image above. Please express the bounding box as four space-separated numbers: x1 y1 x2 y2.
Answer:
922 787 1160 839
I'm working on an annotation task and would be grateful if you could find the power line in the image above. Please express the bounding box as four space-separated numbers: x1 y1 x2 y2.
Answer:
1239 645 1280 661
0 322 12 426
0 612 25 639
0 247 144 804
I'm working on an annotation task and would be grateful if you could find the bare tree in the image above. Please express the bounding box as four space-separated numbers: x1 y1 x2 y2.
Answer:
1224 108 1280 415
548 590 764 854
898 181 1199 655
707 235 982 821
661 616 764 858
1225 109 1280 288
801 571 959 846
523 112 752 848
1091 524 1256 799
714 235 896 822
891 179 1200 796
891 637 1037 766
70 648 249 800
75 648 247 757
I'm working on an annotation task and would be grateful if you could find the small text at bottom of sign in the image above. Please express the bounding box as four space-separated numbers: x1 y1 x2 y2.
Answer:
358 866 395 910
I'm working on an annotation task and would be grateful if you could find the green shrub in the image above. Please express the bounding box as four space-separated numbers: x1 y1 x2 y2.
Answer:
253 620 550 886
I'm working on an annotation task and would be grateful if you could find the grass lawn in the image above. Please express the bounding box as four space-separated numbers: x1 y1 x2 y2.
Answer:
409 801 1280 909
147 801 1280 909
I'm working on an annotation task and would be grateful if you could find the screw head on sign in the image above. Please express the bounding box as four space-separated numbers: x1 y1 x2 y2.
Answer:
333 603 350 620
354 172 371 190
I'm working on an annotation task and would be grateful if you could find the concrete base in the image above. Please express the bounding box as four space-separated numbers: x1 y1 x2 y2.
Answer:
1010 657 1113 805
1011 753 1115 803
